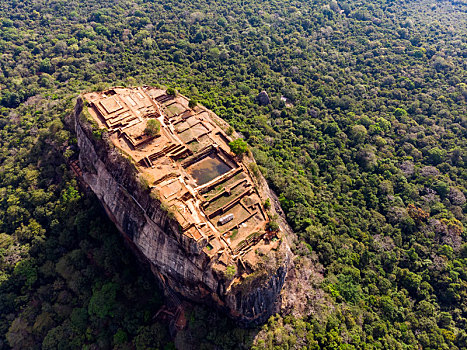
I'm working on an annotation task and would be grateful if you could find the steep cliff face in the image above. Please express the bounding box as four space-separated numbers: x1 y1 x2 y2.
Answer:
72 96 291 325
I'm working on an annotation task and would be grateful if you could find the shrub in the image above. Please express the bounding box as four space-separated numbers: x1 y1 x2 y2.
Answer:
225 265 236 279
266 219 279 232
144 119 161 136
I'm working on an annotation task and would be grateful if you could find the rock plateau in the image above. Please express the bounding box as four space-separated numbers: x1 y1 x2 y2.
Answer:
71 86 291 325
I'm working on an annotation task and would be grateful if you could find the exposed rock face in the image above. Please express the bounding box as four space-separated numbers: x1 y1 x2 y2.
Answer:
257 91 270 106
72 94 291 325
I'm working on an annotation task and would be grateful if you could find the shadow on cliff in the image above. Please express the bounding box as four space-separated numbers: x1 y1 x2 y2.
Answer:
88 191 262 349
76 188 262 349
83 188 261 349
173 303 260 349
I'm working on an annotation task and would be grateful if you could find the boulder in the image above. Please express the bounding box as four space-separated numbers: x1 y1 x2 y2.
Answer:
257 90 270 106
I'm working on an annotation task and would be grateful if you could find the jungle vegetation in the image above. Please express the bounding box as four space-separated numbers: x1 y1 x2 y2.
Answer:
0 0 466 349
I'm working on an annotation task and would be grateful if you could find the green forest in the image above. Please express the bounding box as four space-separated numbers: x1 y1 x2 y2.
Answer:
0 0 466 348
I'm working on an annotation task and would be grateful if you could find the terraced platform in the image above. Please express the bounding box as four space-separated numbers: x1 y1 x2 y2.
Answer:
82 87 280 274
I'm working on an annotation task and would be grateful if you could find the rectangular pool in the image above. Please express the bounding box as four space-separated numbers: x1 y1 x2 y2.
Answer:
187 154 232 186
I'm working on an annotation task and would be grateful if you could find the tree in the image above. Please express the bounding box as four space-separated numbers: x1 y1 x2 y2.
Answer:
166 87 177 96
229 139 249 157
349 124 367 144
88 282 118 319
113 329 128 345
145 119 161 136
6 318 35 349
188 99 197 108
434 180 450 198
394 108 408 117
428 147 446 165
